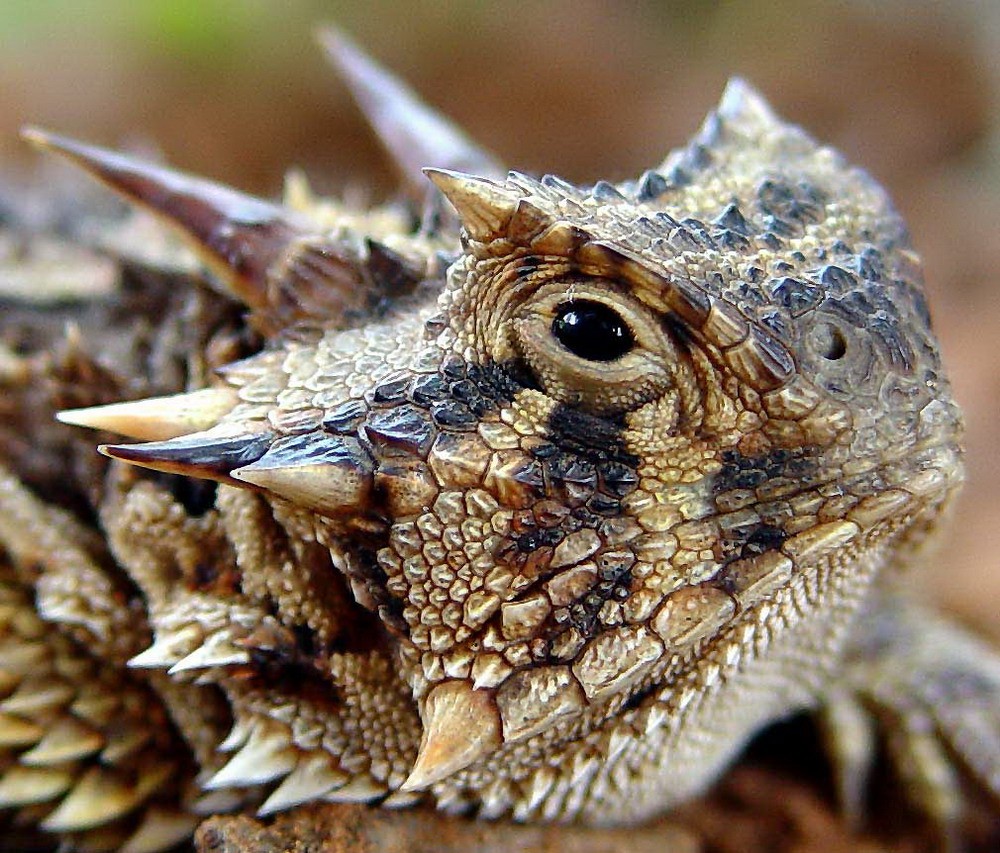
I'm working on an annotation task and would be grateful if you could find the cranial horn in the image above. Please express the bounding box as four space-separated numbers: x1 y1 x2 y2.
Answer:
317 26 503 186
57 388 239 442
100 429 274 483
21 127 312 316
423 169 521 242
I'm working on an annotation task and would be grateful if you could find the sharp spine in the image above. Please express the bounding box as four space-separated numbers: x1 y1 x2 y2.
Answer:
167 636 250 674
57 388 238 441
128 625 203 669
401 679 502 792
257 753 348 816
216 715 254 754
120 808 200 853
100 727 152 764
0 765 74 807
204 722 297 790
101 428 273 483
40 767 143 832
21 716 104 766
230 432 374 516
21 126 312 315
0 677 74 715
323 773 387 803
317 26 502 186
423 169 520 242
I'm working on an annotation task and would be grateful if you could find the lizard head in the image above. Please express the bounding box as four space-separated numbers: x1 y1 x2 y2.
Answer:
34 37 964 816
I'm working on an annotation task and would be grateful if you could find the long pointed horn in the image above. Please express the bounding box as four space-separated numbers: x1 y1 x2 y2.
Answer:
100 429 274 484
317 26 503 186
21 128 310 316
57 388 239 442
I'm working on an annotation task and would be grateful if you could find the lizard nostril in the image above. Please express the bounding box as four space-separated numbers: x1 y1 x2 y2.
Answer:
814 322 847 361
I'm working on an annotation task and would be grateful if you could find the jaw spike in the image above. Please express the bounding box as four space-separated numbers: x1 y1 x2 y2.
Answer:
21 127 309 315
317 26 503 186
423 169 520 242
100 429 274 483
400 680 502 792
57 388 239 442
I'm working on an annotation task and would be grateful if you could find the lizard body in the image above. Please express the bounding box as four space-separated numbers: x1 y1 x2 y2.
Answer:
0 30 997 851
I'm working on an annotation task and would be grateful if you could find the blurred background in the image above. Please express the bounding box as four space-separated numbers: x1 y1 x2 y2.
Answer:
2 0 998 638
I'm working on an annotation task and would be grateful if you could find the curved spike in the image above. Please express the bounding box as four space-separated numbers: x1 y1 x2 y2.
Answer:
21 127 309 314
257 753 348 816
101 727 152 765
423 169 520 242
127 625 203 670
0 765 74 808
0 677 75 715
21 716 104 766
401 679 502 792
323 773 387 803
217 714 254 754
204 722 297 790
40 766 144 832
120 808 199 853
317 26 502 185
100 428 273 483
57 387 239 442
167 636 250 674
0 713 44 747
230 432 374 516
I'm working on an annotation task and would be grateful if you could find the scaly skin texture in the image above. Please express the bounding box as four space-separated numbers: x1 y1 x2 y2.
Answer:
0 31 997 852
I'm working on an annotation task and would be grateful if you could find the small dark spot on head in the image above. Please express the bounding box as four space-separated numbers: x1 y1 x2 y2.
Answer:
547 405 638 466
740 524 787 557
515 256 543 279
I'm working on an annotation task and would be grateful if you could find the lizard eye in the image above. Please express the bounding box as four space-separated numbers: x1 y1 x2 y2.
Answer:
510 280 684 416
552 300 635 361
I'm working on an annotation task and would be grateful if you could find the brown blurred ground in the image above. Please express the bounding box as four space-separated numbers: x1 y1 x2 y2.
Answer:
2 1 999 848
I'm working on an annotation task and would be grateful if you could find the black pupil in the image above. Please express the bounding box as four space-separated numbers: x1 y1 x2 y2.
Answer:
551 300 634 362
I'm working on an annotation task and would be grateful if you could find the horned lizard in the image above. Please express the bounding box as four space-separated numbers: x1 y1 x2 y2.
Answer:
0 29 998 852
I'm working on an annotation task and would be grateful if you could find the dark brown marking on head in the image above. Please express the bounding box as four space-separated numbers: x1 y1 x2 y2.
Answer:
543 405 639 467
713 446 816 497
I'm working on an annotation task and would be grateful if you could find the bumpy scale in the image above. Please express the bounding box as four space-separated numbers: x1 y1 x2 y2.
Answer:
1 27 998 852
